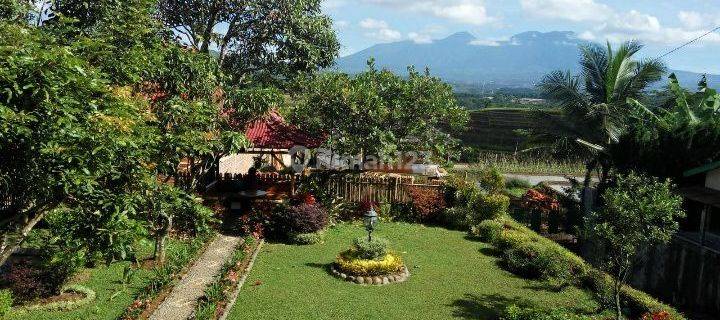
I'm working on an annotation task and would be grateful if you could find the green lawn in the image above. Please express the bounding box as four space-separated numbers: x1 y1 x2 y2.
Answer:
7 238 192 320
227 222 601 320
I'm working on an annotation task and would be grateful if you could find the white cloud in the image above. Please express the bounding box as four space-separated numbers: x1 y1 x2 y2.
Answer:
322 0 346 11
469 39 501 46
360 0 498 25
408 32 432 44
333 20 349 30
521 2 720 46
582 10 720 45
359 18 403 42
520 0 613 22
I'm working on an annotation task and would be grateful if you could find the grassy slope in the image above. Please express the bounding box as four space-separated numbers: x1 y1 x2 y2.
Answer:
227 223 600 320
7 238 191 320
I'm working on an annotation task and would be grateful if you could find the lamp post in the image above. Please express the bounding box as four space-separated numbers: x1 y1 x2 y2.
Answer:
363 206 379 242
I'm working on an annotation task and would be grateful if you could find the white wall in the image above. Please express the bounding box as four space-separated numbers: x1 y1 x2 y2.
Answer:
706 168 720 191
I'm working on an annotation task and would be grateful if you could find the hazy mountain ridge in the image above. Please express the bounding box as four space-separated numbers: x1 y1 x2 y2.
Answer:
334 31 719 89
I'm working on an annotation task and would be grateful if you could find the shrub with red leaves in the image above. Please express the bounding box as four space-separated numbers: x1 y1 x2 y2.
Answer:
407 186 447 222
642 311 671 320
1 260 65 302
521 189 560 213
290 192 317 206
270 203 328 238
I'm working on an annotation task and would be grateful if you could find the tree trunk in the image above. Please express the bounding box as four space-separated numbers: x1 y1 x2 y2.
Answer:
0 212 46 267
614 276 623 320
154 212 173 266
582 159 598 214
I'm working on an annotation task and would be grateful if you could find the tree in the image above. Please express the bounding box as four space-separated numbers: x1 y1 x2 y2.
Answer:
536 41 666 203
0 23 158 266
612 74 720 180
290 61 468 166
585 172 684 320
157 0 339 83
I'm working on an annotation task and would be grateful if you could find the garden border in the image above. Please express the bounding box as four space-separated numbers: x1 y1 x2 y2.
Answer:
330 264 410 285
216 238 264 320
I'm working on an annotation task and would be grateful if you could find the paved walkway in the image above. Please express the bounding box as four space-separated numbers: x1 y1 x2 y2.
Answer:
150 234 243 320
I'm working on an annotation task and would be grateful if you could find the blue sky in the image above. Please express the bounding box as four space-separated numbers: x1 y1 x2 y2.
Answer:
322 0 720 74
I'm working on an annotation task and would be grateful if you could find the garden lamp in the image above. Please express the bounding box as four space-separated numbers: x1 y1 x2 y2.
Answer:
364 207 379 241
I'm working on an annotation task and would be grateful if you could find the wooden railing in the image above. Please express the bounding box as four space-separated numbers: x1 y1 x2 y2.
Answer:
325 175 444 203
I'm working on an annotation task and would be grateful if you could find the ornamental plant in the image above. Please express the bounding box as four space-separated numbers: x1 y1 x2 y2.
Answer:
352 237 389 260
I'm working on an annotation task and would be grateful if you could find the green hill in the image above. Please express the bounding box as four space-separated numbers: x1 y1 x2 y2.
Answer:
459 108 561 151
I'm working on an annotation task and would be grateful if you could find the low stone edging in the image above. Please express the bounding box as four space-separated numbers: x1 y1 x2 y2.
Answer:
330 264 410 285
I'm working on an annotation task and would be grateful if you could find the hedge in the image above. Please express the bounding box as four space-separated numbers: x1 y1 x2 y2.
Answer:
486 216 685 320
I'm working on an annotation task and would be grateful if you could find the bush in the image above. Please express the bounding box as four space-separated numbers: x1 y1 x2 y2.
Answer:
352 237 389 260
407 186 447 222
290 230 325 245
0 289 12 316
503 240 586 288
472 167 505 194
2 261 65 302
270 203 328 238
468 193 510 224
441 207 470 229
502 304 593 320
493 229 535 251
335 250 404 276
472 219 503 242
505 178 532 189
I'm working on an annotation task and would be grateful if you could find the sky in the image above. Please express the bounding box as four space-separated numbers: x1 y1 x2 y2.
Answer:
322 0 720 74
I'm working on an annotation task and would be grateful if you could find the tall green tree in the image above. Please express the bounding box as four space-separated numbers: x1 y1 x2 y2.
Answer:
536 41 666 198
612 74 720 180
0 23 158 266
157 0 339 84
586 173 684 320
290 62 468 166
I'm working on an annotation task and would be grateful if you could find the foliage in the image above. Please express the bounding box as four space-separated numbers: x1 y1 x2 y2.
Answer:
471 219 504 242
0 289 12 316
505 177 532 189
407 186 447 222
1 260 65 302
352 237 389 260
335 250 403 277
290 231 325 245
503 240 587 289
471 167 505 194
290 62 468 163
15 285 96 312
157 0 339 84
502 304 595 320
586 172 684 320
535 41 666 190
0 21 161 266
613 74 720 180
271 203 328 237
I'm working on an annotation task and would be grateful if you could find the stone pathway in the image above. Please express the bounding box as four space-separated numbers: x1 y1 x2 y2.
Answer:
150 234 243 320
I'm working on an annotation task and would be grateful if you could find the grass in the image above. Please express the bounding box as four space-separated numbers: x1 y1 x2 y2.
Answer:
7 237 193 320
226 222 601 320
464 152 587 176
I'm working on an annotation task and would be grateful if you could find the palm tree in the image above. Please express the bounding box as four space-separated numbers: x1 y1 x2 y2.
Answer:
536 40 666 205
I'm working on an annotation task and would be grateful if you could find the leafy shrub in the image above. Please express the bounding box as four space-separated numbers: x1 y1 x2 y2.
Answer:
503 241 586 288
290 230 325 245
270 203 328 238
407 186 447 222
505 178 532 189
502 304 593 320
471 167 505 194
0 289 12 316
352 237 389 260
493 229 535 251
2 260 66 302
467 193 510 225
335 250 404 276
472 219 504 242
441 207 470 229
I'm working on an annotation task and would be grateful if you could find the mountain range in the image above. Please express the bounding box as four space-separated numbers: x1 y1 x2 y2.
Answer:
333 31 719 90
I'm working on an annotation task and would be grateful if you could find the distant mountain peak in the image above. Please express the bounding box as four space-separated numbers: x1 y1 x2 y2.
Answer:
438 31 477 45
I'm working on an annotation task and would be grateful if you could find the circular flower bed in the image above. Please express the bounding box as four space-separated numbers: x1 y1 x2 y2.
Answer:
331 249 409 285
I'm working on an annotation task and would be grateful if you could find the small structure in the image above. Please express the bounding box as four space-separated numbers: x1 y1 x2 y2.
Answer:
678 161 720 249
219 110 325 174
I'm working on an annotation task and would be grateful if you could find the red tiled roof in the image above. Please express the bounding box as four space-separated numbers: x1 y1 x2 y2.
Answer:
244 110 325 149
